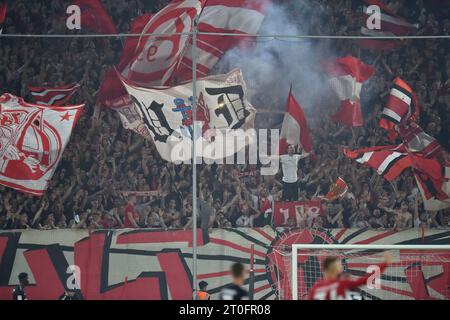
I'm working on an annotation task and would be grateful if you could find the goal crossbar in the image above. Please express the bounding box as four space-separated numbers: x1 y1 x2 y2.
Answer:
291 244 450 300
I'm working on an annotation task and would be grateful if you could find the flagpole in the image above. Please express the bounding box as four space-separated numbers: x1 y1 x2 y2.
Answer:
191 13 199 297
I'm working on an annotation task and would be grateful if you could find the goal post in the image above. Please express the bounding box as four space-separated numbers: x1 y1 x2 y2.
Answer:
291 244 450 300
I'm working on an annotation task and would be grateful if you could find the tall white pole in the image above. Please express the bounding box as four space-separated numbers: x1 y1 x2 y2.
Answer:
191 14 199 295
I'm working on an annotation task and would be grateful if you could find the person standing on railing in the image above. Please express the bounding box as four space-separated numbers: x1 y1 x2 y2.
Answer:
280 145 310 201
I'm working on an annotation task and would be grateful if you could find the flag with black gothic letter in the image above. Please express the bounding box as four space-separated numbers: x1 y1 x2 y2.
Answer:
0 3 6 34
29 84 80 106
120 69 256 162
0 93 84 195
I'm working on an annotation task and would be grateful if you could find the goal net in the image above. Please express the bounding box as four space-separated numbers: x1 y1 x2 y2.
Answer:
286 244 450 300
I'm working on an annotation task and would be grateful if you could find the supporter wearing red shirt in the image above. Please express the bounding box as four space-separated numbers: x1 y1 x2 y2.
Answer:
308 252 392 300
124 194 140 228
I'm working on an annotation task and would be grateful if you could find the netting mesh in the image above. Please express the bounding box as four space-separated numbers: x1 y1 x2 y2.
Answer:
278 247 450 300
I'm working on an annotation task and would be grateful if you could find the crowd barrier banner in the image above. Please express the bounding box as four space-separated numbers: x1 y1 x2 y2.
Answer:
273 201 322 227
0 227 448 300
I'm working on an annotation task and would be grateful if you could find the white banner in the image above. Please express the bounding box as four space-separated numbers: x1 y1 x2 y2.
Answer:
121 69 256 162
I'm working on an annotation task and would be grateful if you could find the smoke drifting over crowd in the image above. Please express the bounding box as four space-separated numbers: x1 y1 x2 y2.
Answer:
215 1 336 114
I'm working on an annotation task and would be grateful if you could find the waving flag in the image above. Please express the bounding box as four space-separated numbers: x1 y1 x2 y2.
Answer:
120 0 203 88
120 69 256 162
322 56 375 127
344 145 411 181
74 0 117 34
278 89 313 156
325 177 348 201
379 77 419 140
400 122 442 159
414 160 450 211
174 0 268 82
0 3 6 34
29 84 80 106
0 93 83 195
359 0 418 51
97 13 153 109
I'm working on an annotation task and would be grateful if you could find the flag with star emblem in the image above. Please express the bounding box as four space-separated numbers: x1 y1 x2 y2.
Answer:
0 93 84 195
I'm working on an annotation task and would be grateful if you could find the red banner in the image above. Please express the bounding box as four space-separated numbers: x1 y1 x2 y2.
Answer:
273 201 322 227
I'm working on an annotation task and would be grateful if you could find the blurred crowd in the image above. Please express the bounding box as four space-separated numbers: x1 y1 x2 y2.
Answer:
0 0 449 231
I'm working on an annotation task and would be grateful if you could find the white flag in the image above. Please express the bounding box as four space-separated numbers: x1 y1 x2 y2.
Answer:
121 69 256 162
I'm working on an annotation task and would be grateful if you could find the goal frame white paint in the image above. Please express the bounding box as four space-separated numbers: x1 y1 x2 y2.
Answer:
291 244 450 300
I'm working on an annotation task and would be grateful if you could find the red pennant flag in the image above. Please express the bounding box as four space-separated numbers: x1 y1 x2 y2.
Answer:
322 56 375 127
28 84 80 106
74 0 117 34
278 89 314 157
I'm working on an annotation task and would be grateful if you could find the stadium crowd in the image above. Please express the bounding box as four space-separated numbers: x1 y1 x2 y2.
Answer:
0 0 449 231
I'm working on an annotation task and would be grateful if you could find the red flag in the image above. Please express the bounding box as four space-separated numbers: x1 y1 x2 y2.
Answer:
173 0 269 82
411 154 449 201
96 14 153 108
119 1 203 88
325 177 348 201
379 77 419 140
0 93 83 196
74 0 117 34
0 3 6 34
400 122 442 159
322 56 375 127
28 84 80 106
359 0 418 51
343 145 411 181
278 89 313 156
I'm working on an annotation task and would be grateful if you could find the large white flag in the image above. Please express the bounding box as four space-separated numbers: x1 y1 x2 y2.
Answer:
0 93 84 195
121 69 256 162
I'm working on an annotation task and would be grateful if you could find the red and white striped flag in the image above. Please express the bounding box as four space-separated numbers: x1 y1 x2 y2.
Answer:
174 0 268 82
28 84 80 106
379 77 419 140
278 89 313 155
325 177 348 201
322 56 375 127
359 0 418 50
343 145 411 181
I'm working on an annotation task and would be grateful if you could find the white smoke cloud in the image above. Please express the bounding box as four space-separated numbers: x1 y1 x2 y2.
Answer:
214 1 337 114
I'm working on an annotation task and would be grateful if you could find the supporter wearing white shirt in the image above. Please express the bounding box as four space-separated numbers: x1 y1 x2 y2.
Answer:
280 145 310 201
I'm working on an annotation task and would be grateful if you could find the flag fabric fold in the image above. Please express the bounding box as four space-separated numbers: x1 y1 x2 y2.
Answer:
120 69 256 162
0 93 84 195
343 145 411 181
379 77 420 140
28 84 80 106
359 0 418 51
278 89 313 156
173 0 268 82
74 0 117 34
322 56 375 127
